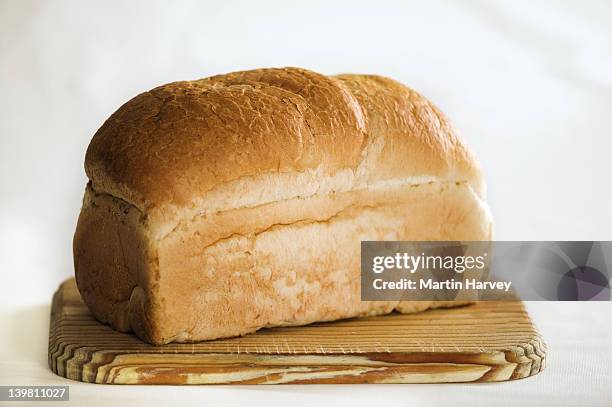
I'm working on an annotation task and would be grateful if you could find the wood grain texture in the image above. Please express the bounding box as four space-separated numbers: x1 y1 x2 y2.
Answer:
49 278 546 384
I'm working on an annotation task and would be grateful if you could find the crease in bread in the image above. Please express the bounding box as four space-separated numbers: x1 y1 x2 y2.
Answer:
154 171 475 242
75 67 492 344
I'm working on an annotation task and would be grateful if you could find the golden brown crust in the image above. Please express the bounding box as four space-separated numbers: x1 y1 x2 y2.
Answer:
334 74 483 195
75 67 492 344
73 185 149 333
85 68 483 215
85 68 367 211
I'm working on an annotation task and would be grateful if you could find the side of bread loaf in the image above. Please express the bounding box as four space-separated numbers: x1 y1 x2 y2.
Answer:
74 68 492 344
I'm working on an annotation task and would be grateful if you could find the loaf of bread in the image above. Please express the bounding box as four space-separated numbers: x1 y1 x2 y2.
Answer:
74 67 492 345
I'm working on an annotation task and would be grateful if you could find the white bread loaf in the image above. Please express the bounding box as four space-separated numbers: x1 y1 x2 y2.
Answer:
74 67 492 345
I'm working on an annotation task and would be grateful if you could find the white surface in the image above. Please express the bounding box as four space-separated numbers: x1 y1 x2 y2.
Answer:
0 0 611 406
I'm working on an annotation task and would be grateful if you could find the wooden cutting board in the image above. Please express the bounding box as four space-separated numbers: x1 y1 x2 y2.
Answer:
48 278 546 384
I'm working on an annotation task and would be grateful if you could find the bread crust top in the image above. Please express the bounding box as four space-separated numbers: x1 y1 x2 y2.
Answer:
85 67 483 230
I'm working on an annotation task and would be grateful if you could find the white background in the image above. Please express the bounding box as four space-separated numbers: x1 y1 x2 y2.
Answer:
1 0 611 406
